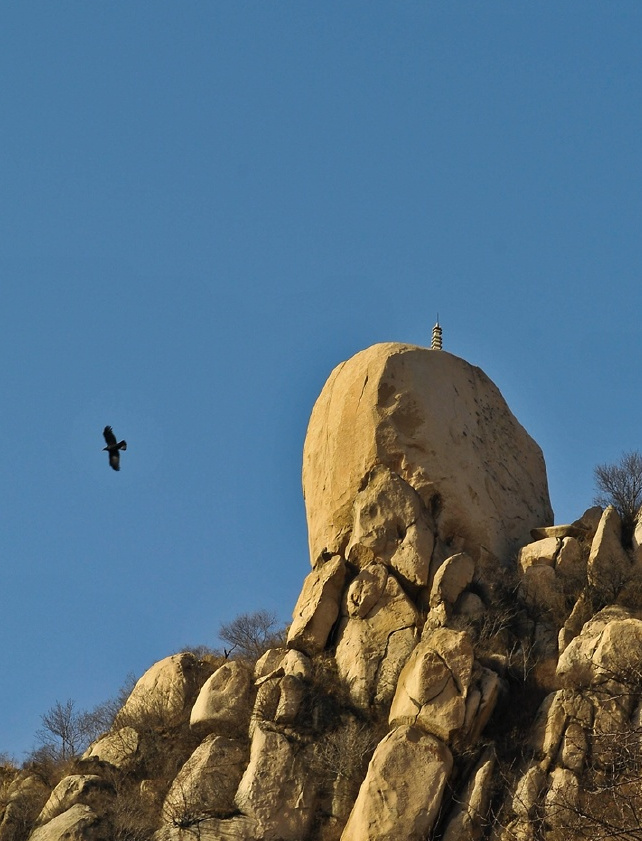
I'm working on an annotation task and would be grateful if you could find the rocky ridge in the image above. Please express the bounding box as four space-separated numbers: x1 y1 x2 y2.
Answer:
4 343 642 841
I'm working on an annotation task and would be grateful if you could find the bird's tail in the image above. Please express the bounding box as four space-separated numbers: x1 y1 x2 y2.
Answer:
119 441 127 451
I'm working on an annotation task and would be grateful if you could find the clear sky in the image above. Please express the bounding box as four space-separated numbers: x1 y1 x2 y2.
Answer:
1 3 641 757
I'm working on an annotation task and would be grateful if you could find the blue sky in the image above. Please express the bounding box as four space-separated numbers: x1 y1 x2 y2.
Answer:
1 3 641 757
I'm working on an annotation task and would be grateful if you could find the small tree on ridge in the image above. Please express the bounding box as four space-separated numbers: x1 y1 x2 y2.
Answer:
218 610 285 661
594 450 642 545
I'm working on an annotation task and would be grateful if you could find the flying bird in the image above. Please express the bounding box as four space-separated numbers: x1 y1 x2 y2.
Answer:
103 426 127 471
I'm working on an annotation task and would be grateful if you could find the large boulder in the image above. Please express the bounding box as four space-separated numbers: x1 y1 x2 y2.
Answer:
234 724 318 840
189 661 253 735
340 726 452 841
587 506 632 596
82 727 140 771
162 736 248 825
429 552 475 608
557 606 642 688
36 778 113 827
442 747 496 841
0 775 50 841
287 556 347 655
27 805 107 841
389 628 475 741
303 343 552 569
116 653 207 729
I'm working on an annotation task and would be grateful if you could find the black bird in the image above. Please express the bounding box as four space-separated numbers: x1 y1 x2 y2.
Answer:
103 426 127 471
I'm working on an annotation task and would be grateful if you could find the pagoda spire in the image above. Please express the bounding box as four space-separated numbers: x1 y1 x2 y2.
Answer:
431 317 442 350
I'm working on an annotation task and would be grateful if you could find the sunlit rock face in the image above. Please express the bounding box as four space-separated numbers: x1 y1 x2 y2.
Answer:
302 342 553 570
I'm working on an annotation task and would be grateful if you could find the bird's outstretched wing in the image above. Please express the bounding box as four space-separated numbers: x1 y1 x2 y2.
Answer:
109 451 121 471
103 426 117 447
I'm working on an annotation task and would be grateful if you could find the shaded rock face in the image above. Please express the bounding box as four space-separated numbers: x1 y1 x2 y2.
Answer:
303 343 552 569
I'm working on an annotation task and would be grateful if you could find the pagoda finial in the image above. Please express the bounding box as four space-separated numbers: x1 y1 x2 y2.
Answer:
431 316 442 350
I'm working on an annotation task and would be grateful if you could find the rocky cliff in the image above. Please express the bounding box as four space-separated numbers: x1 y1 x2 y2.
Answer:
5 342 642 841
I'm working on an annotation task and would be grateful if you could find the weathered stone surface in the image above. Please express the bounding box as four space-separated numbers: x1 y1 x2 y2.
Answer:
560 720 588 773
511 763 546 819
274 674 305 724
335 572 418 708
343 563 388 619
282 648 312 680
543 767 579 824
530 525 588 540
249 650 310 732
389 629 474 741
345 465 434 587
518 564 564 616
162 736 247 825
562 691 594 728
554 537 584 579
28 806 106 841
36 778 113 827
0 775 50 841
340 726 452 841
632 517 642 564
457 591 485 618
154 816 259 841
442 747 496 841
529 691 567 763
587 506 631 595
533 621 562 674
82 727 140 771
287 556 346 655
190 660 253 734
235 724 317 840
254 648 287 680
589 680 636 769
558 590 593 654
302 343 552 568
429 552 475 608
254 648 313 693
250 678 281 734
116 653 206 729
463 666 502 742
388 521 435 590
557 606 642 687
572 506 605 538
518 538 560 572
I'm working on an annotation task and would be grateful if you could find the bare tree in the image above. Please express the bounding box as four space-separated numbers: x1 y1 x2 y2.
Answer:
80 684 133 745
218 610 285 661
31 677 138 765
35 699 91 762
594 450 642 544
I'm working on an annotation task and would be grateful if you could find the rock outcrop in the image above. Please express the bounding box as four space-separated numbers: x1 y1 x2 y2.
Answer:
302 343 552 570
19 342 642 841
